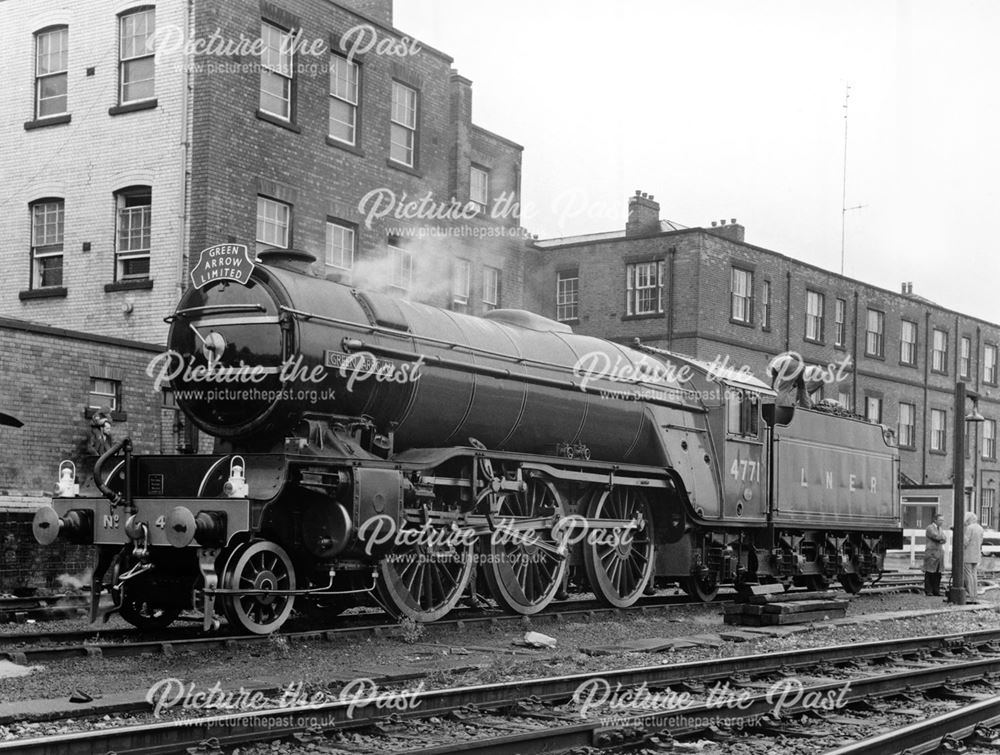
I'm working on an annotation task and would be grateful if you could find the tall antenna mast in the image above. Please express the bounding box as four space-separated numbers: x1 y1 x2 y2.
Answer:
840 83 850 275
840 83 865 276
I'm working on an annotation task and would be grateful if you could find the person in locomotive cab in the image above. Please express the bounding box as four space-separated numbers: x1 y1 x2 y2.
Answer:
89 406 113 455
922 512 946 596
963 511 985 602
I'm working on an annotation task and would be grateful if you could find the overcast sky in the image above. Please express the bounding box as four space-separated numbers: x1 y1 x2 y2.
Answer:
396 0 1000 323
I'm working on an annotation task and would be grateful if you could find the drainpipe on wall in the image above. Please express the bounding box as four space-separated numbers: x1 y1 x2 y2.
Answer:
667 246 676 350
922 310 930 483
852 292 859 413
784 271 791 354
177 0 194 300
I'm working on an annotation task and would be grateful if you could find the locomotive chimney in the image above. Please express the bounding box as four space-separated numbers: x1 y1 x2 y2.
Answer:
626 190 661 238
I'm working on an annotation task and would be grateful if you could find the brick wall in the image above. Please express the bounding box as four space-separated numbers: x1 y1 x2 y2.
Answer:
0 317 168 590
1 0 529 344
187 0 528 315
0 0 189 345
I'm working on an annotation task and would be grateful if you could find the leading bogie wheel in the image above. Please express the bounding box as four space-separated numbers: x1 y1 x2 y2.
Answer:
119 600 182 631
221 540 296 634
480 479 568 615
110 551 182 631
583 487 655 608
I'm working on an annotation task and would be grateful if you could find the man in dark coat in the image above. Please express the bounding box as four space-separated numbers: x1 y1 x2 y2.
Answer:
923 512 946 596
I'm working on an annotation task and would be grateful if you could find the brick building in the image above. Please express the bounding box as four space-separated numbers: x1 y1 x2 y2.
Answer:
1 0 526 343
0 0 526 587
0 319 175 590
528 191 1000 530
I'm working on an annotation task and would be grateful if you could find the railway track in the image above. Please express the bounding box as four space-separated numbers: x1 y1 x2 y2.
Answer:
0 593 88 622
1 576 933 665
0 591 735 663
6 627 1000 754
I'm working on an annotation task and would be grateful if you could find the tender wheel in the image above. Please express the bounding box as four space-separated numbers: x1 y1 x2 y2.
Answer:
808 574 832 591
838 574 864 594
681 575 720 602
221 540 296 634
480 479 568 615
583 487 654 607
376 526 474 622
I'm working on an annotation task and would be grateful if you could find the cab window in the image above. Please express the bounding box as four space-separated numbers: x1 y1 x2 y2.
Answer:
727 390 760 437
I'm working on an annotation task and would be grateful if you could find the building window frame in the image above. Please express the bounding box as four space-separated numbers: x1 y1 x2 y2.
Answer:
256 196 291 252
834 297 847 348
900 319 918 366
483 266 500 311
30 198 65 289
259 20 294 121
960 336 971 379
898 402 916 449
35 26 69 118
452 258 471 309
984 419 997 461
805 289 825 343
761 279 771 331
389 80 418 168
985 344 998 385
118 7 155 105
114 186 152 281
730 267 753 325
865 308 885 358
931 328 948 374
838 389 852 411
389 243 413 294
325 219 356 274
328 53 359 145
865 395 883 424
470 165 489 210
982 488 997 530
930 408 947 453
625 259 665 317
88 377 122 413
556 270 579 323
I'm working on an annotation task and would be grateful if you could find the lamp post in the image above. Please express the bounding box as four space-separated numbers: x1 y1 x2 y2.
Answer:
948 382 985 605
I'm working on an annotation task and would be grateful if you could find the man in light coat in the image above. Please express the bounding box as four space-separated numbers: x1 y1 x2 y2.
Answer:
964 511 985 602
923 513 946 596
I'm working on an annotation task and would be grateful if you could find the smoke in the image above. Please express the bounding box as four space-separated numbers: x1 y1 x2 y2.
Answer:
349 235 479 306
55 568 92 593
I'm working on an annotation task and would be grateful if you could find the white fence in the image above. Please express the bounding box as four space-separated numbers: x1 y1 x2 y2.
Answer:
887 528 999 572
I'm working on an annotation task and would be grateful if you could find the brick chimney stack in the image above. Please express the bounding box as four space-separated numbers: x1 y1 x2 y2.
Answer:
338 0 393 26
708 218 745 243
626 190 661 237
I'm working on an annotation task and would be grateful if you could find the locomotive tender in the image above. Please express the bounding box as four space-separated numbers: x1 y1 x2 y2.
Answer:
33 246 902 634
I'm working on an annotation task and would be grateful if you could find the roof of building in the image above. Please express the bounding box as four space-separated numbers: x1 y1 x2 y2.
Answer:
535 224 999 331
533 219 688 249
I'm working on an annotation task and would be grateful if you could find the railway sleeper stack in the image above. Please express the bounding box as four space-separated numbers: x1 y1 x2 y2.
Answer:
724 584 849 626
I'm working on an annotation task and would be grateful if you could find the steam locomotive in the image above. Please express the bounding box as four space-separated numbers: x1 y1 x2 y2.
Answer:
33 245 902 634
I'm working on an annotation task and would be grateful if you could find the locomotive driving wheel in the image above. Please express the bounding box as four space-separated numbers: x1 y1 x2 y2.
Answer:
480 478 568 615
583 487 654 607
221 540 296 635
376 526 474 622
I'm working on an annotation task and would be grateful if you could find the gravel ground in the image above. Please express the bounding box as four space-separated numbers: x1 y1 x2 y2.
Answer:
2 586 999 707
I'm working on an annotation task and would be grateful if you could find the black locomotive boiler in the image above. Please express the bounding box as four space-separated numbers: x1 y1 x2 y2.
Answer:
33 246 902 634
